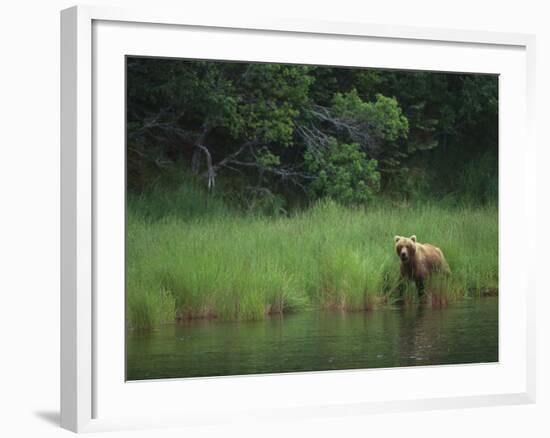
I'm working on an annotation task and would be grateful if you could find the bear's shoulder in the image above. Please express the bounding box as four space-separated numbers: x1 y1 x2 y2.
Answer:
415 242 442 263
417 242 439 251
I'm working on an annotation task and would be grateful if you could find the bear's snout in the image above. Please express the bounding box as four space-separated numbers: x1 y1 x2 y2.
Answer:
400 250 409 261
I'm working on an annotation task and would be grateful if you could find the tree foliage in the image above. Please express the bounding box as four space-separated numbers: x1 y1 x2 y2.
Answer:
305 139 380 205
127 58 498 208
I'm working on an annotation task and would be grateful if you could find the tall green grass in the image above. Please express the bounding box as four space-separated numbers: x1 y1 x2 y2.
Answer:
127 184 498 330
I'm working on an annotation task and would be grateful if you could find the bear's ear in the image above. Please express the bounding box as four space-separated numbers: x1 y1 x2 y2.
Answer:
394 235 401 243
410 235 417 242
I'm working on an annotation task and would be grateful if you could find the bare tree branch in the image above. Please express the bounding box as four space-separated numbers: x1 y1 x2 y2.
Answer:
191 125 211 174
299 104 378 153
196 144 216 189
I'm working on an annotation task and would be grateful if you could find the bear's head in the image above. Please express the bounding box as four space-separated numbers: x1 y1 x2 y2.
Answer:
394 235 417 263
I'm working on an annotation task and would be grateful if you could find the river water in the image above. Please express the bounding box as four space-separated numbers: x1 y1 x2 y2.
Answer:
126 297 498 380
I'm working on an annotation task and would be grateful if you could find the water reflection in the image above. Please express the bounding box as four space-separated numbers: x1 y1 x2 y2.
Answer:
127 297 498 380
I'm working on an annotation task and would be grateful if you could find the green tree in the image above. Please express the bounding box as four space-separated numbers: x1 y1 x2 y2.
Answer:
305 138 380 205
127 60 408 203
126 58 498 207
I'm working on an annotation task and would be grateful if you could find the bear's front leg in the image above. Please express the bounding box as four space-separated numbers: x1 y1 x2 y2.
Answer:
415 278 425 296
395 279 407 304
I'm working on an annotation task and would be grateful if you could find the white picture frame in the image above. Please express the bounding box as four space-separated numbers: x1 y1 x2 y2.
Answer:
60 4 537 433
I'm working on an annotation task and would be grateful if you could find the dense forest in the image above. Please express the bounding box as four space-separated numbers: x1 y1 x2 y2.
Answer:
127 57 498 212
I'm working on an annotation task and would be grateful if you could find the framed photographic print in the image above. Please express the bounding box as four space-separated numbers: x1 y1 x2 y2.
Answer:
61 4 536 433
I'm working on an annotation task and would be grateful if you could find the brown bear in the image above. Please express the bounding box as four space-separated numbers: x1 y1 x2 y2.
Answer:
394 235 450 293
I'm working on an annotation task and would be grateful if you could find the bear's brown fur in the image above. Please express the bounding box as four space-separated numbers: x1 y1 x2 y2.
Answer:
394 235 450 293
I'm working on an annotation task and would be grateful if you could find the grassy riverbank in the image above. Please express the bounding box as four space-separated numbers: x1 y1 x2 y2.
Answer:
127 185 498 330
